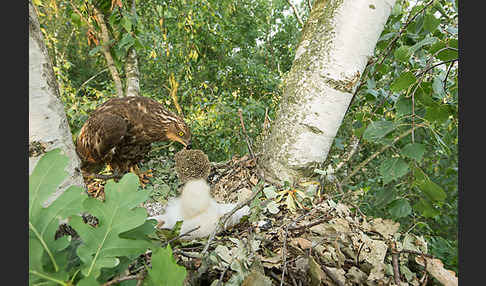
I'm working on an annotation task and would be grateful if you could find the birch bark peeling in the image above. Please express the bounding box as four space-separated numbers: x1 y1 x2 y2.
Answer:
260 0 396 183
29 2 85 203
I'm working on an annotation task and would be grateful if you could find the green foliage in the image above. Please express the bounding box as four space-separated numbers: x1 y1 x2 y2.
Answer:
324 0 458 272
145 245 187 286
70 174 153 282
363 120 396 142
35 0 458 274
29 150 182 285
29 148 87 285
379 158 409 184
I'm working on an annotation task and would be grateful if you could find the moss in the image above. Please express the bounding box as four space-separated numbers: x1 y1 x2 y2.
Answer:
174 149 211 183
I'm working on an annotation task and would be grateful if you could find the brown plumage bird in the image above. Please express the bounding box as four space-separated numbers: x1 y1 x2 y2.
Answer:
76 96 191 179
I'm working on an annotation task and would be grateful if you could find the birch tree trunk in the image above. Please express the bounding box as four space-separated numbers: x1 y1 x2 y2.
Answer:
260 0 396 184
29 1 85 200
125 0 141 97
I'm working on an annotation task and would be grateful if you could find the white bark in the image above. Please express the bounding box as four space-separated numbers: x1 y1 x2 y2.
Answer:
261 0 396 183
125 47 141 97
125 0 141 97
29 1 85 202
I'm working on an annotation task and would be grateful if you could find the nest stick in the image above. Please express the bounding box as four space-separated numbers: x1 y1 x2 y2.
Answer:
238 108 255 159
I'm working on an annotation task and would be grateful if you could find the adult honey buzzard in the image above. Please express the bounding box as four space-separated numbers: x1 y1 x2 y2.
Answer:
76 96 191 179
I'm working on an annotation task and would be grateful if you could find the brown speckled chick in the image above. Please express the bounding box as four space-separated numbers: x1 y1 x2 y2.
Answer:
174 149 211 183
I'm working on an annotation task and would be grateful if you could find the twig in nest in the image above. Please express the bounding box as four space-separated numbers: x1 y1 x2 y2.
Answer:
320 263 345 286
287 215 331 231
280 225 290 286
356 242 365 266
391 242 401 285
238 108 255 159
315 254 345 286
217 256 236 286
280 210 318 285
289 270 299 286
201 182 264 254
270 271 291 286
161 226 201 248
173 249 202 259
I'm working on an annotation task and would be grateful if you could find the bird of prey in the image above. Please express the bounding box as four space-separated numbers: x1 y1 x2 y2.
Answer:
76 96 191 180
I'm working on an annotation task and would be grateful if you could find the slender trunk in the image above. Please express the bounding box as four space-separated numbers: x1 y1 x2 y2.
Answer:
29 1 85 202
260 0 396 184
125 0 141 97
93 7 124 97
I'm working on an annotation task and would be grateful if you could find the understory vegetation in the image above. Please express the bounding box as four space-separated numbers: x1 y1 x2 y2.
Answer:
31 0 458 284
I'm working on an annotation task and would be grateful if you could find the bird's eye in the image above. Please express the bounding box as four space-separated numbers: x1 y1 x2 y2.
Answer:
178 131 184 137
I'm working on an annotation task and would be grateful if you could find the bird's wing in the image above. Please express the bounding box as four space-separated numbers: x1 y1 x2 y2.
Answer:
76 112 128 163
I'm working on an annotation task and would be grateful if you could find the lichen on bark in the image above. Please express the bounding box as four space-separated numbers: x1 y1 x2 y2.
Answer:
259 0 395 184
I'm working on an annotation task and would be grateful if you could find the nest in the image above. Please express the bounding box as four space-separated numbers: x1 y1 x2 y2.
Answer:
169 154 458 285
174 149 211 183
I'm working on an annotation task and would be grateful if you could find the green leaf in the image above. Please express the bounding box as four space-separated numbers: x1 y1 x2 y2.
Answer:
413 199 439 218
425 104 449 124
118 33 135 52
388 199 412 218
70 173 152 280
410 36 438 53
122 16 132 32
29 149 87 276
89 45 103 56
412 165 429 182
145 245 187 286
401 143 426 161
390 72 417 93
363 120 397 143
77 276 100 286
394 45 412 62
417 180 447 202
429 41 458 61
374 188 397 207
423 13 440 34
379 158 410 184
119 220 157 241
70 12 81 26
395 96 412 117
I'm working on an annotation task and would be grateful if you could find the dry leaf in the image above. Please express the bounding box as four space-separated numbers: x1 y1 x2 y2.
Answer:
416 257 458 286
291 237 312 250
369 218 400 238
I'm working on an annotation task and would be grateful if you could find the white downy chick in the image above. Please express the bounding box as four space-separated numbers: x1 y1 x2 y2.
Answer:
149 179 250 239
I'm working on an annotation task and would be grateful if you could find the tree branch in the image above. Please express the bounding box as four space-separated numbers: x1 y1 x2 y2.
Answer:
93 7 124 98
285 0 304 27
343 124 425 184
